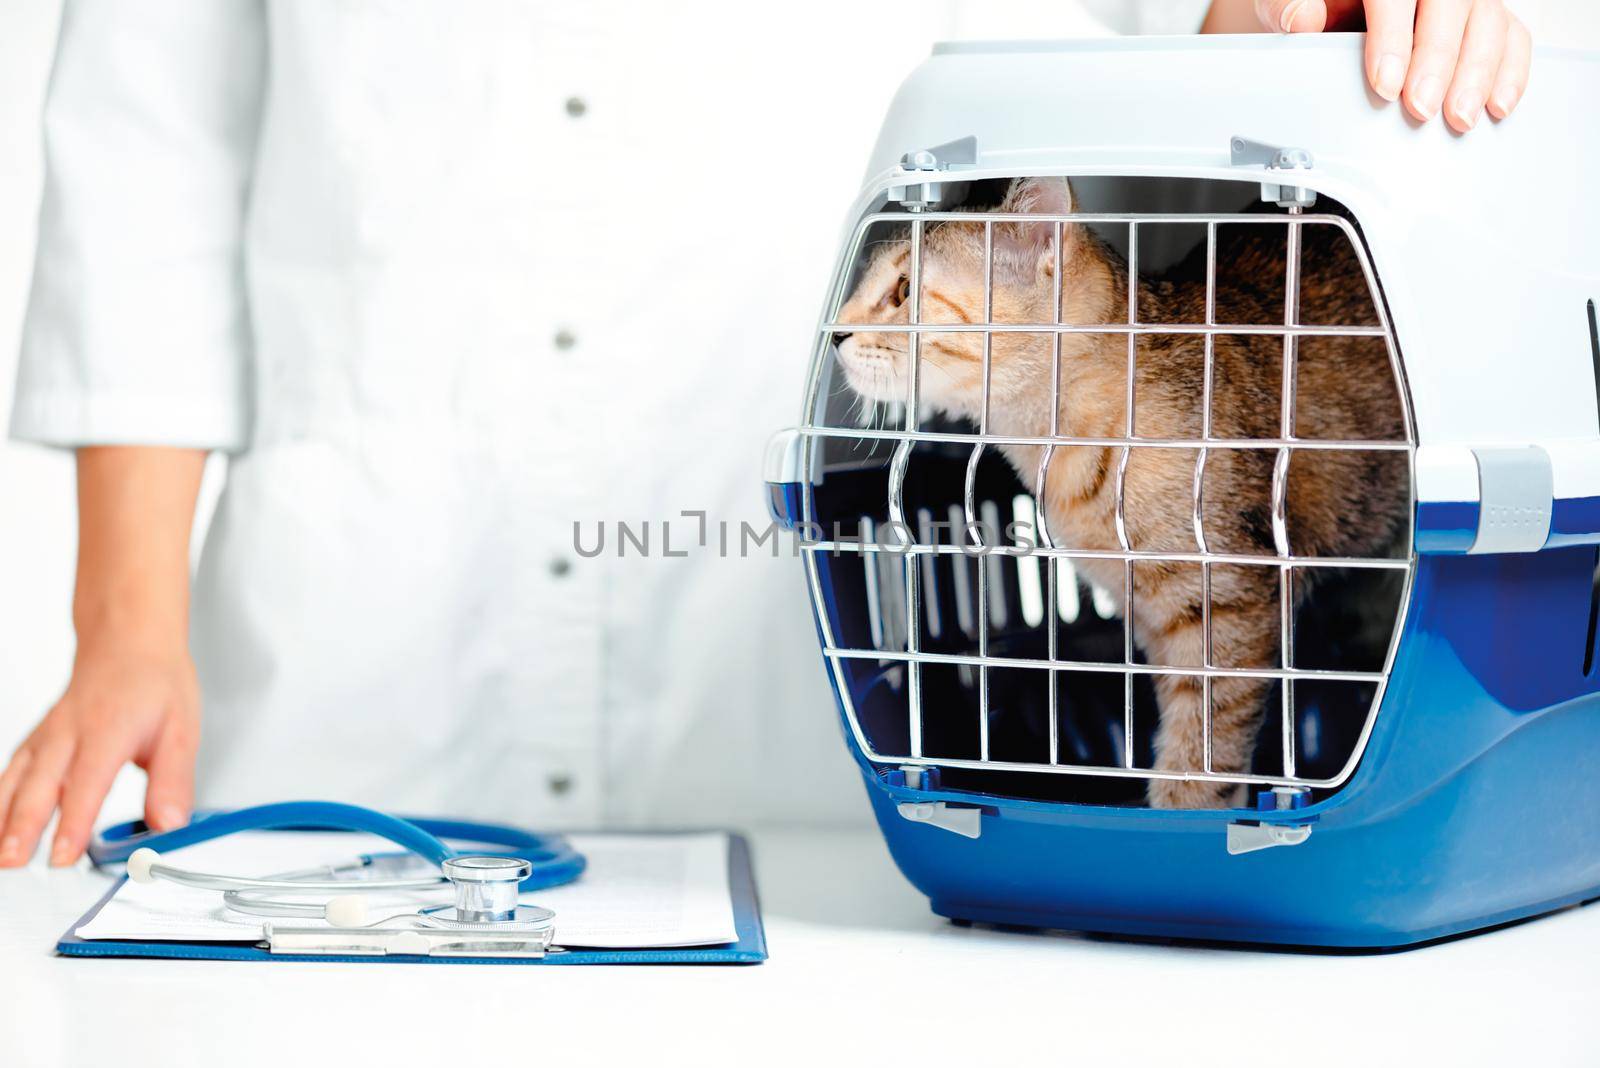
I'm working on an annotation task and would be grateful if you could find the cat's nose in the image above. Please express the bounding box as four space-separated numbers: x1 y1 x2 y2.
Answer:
832 332 852 349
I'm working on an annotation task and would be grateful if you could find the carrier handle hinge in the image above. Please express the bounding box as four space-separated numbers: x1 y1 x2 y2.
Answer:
1230 136 1317 209
890 136 978 211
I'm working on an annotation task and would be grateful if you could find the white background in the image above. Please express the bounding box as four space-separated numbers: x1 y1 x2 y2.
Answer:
0 2 74 780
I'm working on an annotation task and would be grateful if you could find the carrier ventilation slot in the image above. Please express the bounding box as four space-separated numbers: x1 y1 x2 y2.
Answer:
1583 301 1600 678
1585 546 1600 677
1588 299 1600 432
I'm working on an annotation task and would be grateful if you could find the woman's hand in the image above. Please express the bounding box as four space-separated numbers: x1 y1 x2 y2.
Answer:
0 445 207 868
1205 0 1532 133
0 639 200 867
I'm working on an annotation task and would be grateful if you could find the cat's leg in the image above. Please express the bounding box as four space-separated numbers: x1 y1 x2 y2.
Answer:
1139 590 1278 809
1146 670 1270 809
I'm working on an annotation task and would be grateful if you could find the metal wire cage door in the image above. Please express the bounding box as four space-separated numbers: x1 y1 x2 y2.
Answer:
793 177 1416 807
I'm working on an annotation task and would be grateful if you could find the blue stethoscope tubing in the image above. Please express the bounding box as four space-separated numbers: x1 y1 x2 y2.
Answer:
87 800 586 891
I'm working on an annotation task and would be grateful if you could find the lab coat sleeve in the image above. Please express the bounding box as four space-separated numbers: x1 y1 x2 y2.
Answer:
9 0 266 453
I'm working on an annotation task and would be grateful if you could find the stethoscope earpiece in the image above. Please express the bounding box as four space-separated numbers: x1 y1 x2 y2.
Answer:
126 847 161 884
324 895 370 928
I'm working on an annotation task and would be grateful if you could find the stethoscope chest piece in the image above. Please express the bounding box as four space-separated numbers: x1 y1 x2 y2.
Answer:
442 855 531 923
414 855 554 931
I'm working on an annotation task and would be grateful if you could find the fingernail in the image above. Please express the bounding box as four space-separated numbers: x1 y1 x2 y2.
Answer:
1375 54 1406 100
49 839 73 867
1412 74 1444 119
1278 0 1309 32
0 837 19 864
1490 85 1521 116
1452 89 1484 129
153 805 186 831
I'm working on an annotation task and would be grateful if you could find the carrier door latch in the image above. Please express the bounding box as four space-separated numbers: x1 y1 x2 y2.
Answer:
893 765 983 839
1226 786 1314 855
897 801 983 839
1230 136 1317 209
1226 821 1312 855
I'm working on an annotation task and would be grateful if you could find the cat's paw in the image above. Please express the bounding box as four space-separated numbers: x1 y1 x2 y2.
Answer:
1147 777 1247 810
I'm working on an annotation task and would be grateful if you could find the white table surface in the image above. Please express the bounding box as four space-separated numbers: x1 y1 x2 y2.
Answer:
2 825 1596 1067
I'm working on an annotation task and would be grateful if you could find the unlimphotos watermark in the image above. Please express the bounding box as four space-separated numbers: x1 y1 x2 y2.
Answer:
572 511 1042 559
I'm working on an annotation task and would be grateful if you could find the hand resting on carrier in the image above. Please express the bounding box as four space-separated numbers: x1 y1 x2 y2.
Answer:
1203 0 1532 133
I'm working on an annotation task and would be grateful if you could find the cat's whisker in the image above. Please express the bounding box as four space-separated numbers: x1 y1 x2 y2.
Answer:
914 357 959 386
855 389 875 436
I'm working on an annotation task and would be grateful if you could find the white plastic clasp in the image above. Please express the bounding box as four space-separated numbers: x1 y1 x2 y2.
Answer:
763 428 804 484
896 801 982 839
1471 446 1553 554
1226 821 1312 855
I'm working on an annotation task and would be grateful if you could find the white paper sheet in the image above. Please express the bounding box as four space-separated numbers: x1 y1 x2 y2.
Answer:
75 829 737 950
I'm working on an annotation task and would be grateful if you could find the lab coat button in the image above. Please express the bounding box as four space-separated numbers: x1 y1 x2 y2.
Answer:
564 96 587 118
548 557 572 578
553 329 578 351
547 773 574 796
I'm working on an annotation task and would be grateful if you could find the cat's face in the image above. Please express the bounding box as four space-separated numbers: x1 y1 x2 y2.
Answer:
834 177 1079 422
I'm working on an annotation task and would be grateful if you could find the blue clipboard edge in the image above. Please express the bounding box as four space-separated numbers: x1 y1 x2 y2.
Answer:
57 831 767 965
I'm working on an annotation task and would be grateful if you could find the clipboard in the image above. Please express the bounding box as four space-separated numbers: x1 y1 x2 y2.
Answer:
57 832 766 965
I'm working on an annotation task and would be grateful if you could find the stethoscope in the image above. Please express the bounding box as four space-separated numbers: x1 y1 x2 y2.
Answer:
88 801 585 934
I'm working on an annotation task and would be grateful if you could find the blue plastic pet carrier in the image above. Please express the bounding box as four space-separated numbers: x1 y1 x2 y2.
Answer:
765 37 1600 947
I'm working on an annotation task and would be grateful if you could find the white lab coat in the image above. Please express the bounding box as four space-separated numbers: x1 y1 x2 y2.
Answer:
11 0 1206 827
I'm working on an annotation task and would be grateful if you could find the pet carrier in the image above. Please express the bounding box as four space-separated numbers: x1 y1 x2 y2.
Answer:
765 35 1600 948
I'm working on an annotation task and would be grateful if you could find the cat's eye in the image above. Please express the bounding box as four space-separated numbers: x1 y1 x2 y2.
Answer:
894 276 911 306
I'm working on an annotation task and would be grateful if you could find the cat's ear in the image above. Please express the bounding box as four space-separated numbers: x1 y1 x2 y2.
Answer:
994 176 1076 280
999 175 1074 217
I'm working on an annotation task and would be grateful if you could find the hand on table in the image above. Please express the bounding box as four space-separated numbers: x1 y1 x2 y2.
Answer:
0 640 199 868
